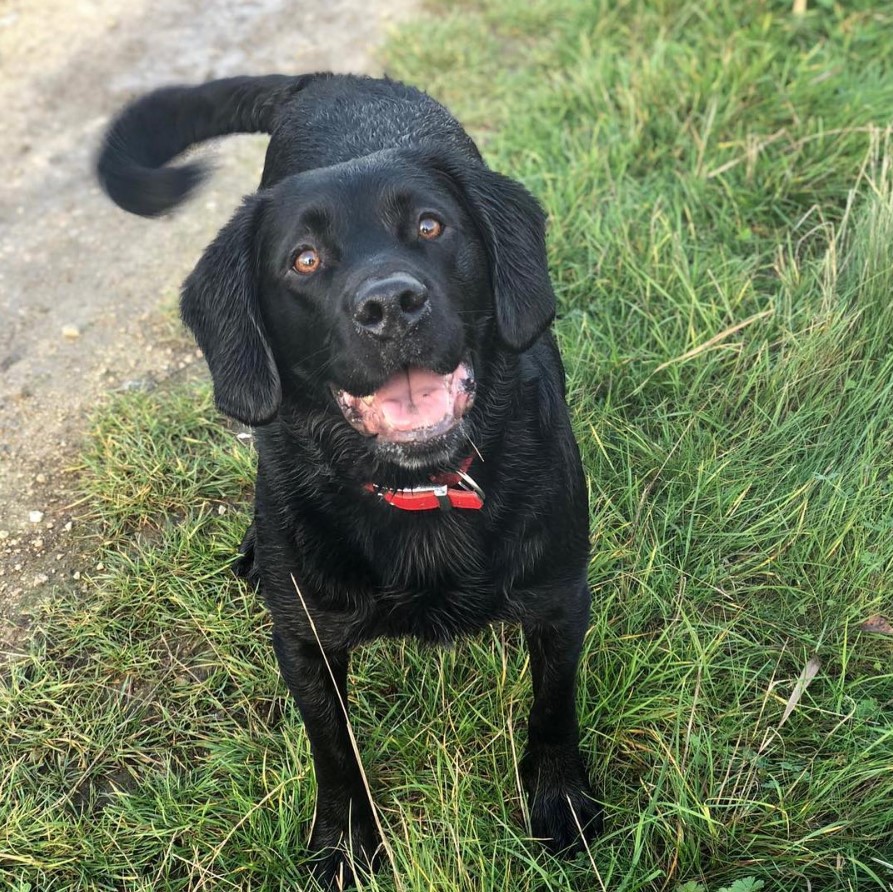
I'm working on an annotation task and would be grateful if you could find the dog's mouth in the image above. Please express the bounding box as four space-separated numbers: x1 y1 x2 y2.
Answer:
333 362 475 444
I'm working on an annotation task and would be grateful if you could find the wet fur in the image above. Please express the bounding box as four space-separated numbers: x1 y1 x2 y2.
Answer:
97 73 603 887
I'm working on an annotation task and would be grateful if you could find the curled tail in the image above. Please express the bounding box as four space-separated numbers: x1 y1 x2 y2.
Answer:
96 74 322 217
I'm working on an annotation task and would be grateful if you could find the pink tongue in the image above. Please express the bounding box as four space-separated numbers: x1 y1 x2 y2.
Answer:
375 368 451 431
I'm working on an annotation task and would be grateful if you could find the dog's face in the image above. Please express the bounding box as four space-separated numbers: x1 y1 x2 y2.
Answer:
257 159 489 466
181 149 556 469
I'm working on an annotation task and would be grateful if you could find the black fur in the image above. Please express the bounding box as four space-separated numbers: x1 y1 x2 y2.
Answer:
97 73 602 887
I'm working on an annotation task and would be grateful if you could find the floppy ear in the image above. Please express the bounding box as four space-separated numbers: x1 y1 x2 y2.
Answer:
180 195 281 425
438 157 556 351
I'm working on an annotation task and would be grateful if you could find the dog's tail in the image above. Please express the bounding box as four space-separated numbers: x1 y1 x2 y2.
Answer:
96 74 322 217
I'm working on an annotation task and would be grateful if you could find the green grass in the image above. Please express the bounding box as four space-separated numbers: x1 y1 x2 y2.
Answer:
3 1 893 889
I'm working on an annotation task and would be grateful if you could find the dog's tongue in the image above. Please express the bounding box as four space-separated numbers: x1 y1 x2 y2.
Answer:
335 363 475 443
374 367 452 431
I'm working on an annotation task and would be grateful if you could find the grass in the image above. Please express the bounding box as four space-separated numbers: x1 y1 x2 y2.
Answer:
3 1 893 890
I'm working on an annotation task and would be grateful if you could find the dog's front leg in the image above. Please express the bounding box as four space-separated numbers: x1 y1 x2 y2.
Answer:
272 629 379 887
520 583 603 854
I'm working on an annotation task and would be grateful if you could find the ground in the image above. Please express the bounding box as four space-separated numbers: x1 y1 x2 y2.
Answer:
2 3 891 889
0 0 414 641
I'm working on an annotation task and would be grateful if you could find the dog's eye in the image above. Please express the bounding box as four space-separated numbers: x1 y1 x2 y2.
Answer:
418 216 444 240
294 248 321 274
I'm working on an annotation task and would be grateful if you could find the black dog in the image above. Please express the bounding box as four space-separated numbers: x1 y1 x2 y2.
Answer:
97 73 602 886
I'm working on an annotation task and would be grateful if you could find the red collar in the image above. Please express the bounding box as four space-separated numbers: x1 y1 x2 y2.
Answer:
363 455 484 511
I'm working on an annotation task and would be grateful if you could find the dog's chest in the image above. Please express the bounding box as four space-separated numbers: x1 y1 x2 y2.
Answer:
326 510 514 643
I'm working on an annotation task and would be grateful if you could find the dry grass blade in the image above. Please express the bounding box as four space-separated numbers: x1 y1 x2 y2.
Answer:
652 310 773 375
291 574 405 892
779 655 822 728
565 793 607 892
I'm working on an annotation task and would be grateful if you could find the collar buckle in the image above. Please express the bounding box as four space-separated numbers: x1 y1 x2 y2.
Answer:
364 457 484 512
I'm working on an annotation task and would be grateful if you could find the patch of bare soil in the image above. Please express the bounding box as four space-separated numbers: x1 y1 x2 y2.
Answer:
0 0 415 644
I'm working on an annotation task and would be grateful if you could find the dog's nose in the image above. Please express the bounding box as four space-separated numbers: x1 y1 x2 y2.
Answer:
353 274 429 339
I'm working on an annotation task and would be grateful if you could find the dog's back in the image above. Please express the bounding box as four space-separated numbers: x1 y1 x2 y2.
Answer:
97 74 480 216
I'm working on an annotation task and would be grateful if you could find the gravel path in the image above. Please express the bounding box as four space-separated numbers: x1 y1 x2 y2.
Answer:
0 0 414 641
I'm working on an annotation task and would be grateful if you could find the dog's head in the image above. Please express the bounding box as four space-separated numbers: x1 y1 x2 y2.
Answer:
181 149 555 469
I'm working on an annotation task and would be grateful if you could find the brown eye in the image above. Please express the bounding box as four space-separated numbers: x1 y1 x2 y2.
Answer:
294 248 320 274
418 216 443 240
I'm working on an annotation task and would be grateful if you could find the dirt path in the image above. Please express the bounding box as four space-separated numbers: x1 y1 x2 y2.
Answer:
0 0 414 642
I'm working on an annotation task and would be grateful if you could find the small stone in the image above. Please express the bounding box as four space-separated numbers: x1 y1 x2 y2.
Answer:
0 530 8 540
95 562 104 571
217 504 226 515
33 573 49 585
32 538 44 549
63 521 73 532
62 325 80 340
120 379 154 392
73 571 81 580
35 473 47 484
29 510 44 523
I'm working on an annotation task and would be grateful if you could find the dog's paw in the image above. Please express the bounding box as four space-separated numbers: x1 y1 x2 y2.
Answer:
308 809 380 889
521 746 604 855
